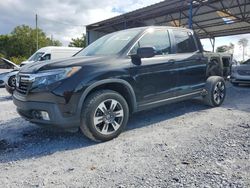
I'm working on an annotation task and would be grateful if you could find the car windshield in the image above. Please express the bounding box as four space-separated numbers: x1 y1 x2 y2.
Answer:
28 52 45 61
76 29 141 56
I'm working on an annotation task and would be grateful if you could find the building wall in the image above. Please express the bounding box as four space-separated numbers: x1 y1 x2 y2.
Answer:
86 30 107 45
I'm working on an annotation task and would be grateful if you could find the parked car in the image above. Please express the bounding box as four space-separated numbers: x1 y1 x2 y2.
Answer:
0 57 19 88
13 26 226 142
5 46 82 94
4 70 19 94
230 58 250 85
20 46 82 66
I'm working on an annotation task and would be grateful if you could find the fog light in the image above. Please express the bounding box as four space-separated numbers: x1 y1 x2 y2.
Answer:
32 110 50 120
40 111 50 121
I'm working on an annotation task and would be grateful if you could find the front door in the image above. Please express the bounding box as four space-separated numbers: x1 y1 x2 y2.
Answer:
128 28 179 106
170 29 207 96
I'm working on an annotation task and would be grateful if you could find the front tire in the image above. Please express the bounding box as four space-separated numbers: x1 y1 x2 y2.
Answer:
203 76 226 107
80 90 129 142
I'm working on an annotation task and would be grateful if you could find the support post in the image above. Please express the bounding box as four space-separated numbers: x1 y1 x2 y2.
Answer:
36 14 38 50
209 37 216 52
189 0 193 29
212 38 215 52
86 30 90 46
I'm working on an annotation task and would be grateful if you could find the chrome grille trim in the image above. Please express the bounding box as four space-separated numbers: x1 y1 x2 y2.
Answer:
16 74 34 95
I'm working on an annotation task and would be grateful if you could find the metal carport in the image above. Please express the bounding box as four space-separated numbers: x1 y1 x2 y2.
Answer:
86 0 250 51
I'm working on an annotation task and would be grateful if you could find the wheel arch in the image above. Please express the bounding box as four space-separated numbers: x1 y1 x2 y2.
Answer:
77 79 137 116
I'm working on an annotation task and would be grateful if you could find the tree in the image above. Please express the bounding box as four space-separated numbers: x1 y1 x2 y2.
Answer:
0 35 11 57
51 40 62 46
0 25 62 59
238 38 248 61
216 43 234 53
68 34 86 48
228 43 235 54
216 45 229 53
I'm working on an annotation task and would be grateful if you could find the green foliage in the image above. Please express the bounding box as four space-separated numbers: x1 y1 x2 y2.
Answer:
0 35 11 57
68 34 86 48
216 43 234 53
0 52 5 58
216 45 228 53
0 25 62 60
9 56 27 65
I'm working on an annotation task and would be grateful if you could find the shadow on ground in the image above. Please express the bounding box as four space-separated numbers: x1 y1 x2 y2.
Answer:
222 84 250 113
0 98 207 163
0 83 249 163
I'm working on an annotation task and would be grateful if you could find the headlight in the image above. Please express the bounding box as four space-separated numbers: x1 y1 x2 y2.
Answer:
32 66 81 88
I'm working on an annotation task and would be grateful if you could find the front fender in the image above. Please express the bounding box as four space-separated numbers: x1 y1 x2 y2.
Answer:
76 78 137 117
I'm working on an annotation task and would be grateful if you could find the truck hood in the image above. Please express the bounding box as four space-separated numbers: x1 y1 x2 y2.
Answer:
19 56 113 73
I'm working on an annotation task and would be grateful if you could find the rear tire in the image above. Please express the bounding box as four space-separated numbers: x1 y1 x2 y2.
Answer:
80 90 129 142
203 76 226 107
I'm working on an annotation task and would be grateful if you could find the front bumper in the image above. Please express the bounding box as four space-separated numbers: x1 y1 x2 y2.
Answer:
13 93 80 129
5 83 15 94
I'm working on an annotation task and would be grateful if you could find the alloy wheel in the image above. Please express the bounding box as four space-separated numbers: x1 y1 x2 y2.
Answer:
213 81 225 105
93 99 124 135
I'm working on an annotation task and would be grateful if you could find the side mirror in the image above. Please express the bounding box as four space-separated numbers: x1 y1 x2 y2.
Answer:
137 47 155 58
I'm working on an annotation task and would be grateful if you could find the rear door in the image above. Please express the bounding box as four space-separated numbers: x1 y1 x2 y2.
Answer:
170 29 207 96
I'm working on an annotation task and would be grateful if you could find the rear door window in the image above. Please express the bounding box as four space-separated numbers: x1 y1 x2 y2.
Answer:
173 31 197 53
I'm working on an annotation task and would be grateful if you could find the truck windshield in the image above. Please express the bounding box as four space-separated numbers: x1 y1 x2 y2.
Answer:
28 52 45 61
76 29 141 56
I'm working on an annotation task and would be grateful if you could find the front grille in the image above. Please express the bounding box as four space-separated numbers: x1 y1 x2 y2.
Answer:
16 75 32 95
237 70 250 76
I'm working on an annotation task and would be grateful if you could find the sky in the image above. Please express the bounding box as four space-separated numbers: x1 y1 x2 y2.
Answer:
0 0 249 61
0 0 161 43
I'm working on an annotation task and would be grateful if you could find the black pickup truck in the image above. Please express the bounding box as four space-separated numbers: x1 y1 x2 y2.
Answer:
13 26 226 142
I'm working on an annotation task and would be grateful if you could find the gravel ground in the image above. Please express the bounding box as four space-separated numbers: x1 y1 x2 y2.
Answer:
0 84 249 188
